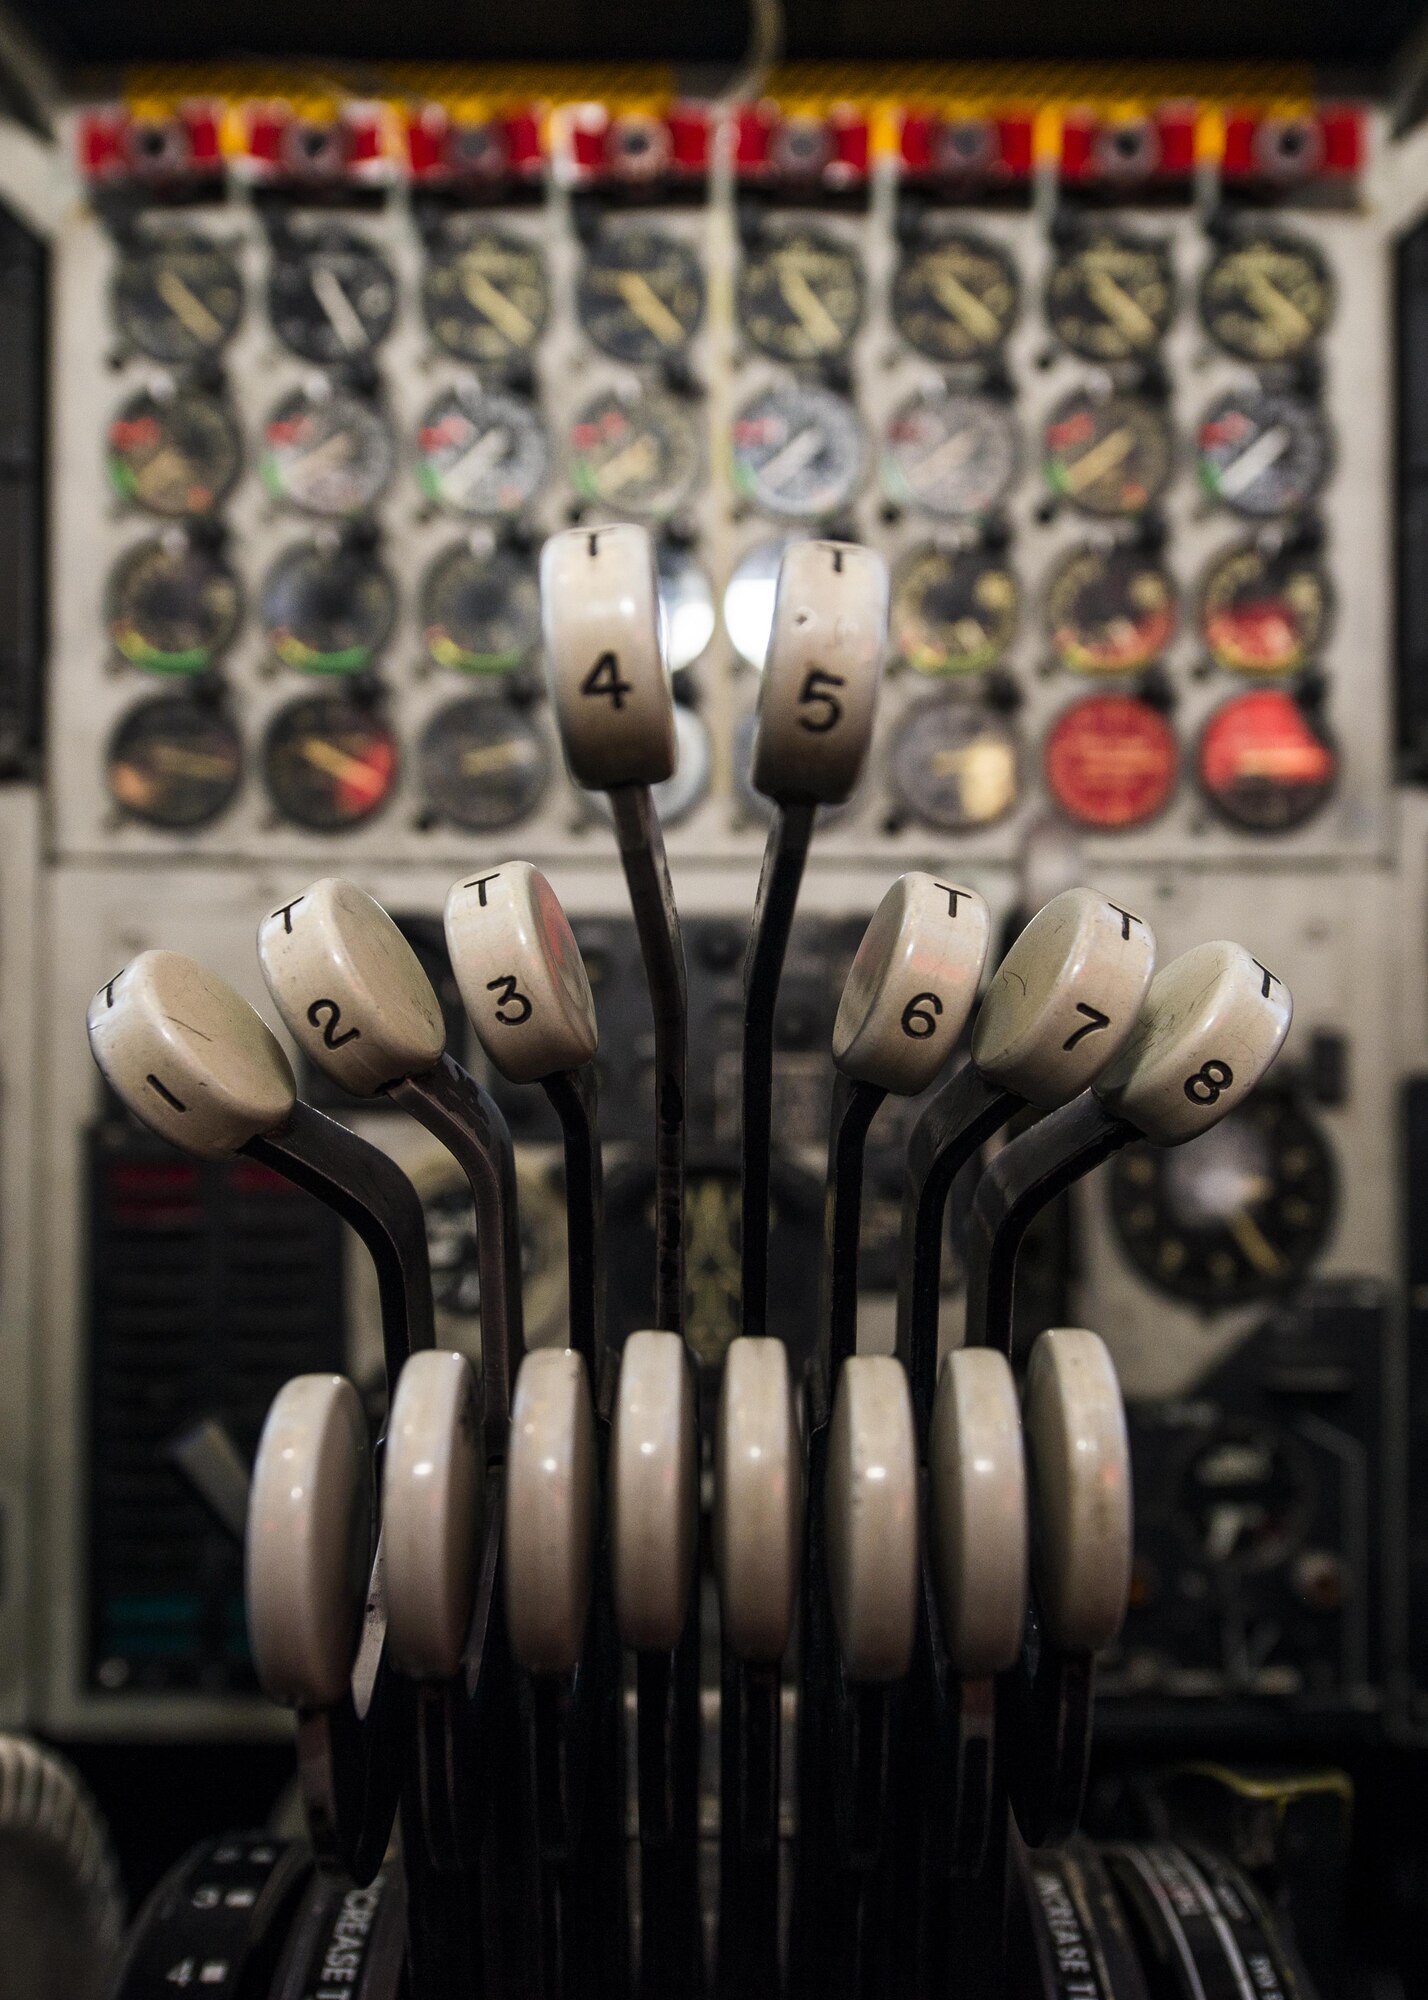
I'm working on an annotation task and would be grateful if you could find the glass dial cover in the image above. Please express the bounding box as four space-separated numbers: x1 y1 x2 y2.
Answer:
892 544 1019 675
576 228 704 365
418 694 550 832
1199 539 1332 674
1197 389 1329 519
112 232 243 363
416 387 547 519
891 233 1019 365
731 383 865 521
261 540 397 674
420 542 540 675
882 392 1018 520
262 692 399 831
889 692 1020 831
1046 231 1175 363
1046 544 1177 674
108 388 241 519
422 224 549 363
261 388 394 519
1200 231 1333 364
107 535 241 673
569 390 700 518
107 695 243 829
267 226 397 363
737 228 865 364
1043 391 1172 518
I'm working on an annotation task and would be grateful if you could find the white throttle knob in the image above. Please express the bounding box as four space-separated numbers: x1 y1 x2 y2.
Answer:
383 1349 485 1679
833 874 991 1095
541 523 676 790
1023 1329 1132 1655
444 862 598 1085
751 540 888 806
610 1330 698 1652
505 1348 597 1675
715 1338 803 1663
928 1347 1027 1677
825 1356 919 1683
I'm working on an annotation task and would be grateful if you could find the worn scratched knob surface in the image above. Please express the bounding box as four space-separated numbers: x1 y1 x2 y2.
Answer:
751 540 889 806
833 874 991 1095
87 950 295 1160
445 861 599 1085
928 1347 1028 1677
246 1374 373 1707
505 1347 597 1675
383 1349 484 1679
971 888 1156 1109
610 1329 698 1652
1023 1329 1132 1655
715 1337 803 1663
541 523 676 790
257 878 445 1098
825 1355 919 1683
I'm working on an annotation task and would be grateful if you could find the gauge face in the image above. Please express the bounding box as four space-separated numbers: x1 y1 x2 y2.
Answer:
111 232 243 363
106 695 243 828
1046 544 1177 675
1043 392 1172 518
262 693 398 832
1201 231 1333 364
737 228 864 364
882 392 1018 521
591 703 711 828
1110 1090 1334 1308
576 228 704 365
1197 688 1337 832
420 541 540 675
267 227 397 364
891 233 1019 365
108 389 241 519
658 546 715 673
261 389 394 519
418 694 550 831
569 390 700 519
261 541 396 674
889 693 1020 831
1044 694 1179 829
106 536 240 673
1180 1423 1311 1571
1046 231 1175 363
723 539 789 668
731 384 865 521
416 388 547 519
1199 540 1332 674
892 544 1019 675
421 224 549 363
1197 390 1328 519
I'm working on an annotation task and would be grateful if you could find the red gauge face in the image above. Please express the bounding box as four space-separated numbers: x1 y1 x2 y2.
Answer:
1198 541 1331 675
1046 545 1176 675
1044 694 1179 829
1197 689 1337 832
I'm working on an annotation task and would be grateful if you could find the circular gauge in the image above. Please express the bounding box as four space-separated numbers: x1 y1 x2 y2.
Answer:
1199 539 1332 674
723 539 789 669
421 223 549 363
1046 544 1177 675
106 695 242 829
888 693 1020 832
111 231 243 363
261 693 398 832
1044 694 1179 829
418 694 550 832
420 541 539 675
576 228 704 365
261 388 394 519
107 388 241 519
416 387 547 519
881 392 1018 521
731 383 865 521
658 545 715 672
1200 231 1333 364
892 544 1019 675
1110 1089 1334 1308
266 226 396 364
1178 1424 1310 1571
569 390 700 518
891 233 1019 365
1197 389 1328 519
737 228 864 364
587 702 710 828
1043 392 1172 519
1197 688 1337 832
1046 231 1176 362
260 540 396 674
106 535 240 673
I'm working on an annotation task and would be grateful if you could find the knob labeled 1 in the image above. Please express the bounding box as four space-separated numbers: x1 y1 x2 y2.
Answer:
541 523 677 790
833 873 990 1096
751 540 888 807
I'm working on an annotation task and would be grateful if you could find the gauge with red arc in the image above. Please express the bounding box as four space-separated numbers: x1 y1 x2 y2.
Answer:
1197 688 1337 832
1044 693 1179 829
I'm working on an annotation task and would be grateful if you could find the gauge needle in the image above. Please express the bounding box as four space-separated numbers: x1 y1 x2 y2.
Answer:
1217 425 1290 500
908 426 979 491
613 272 686 348
300 738 386 799
1242 269 1314 344
151 746 234 778
777 266 843 350
459 263 534 347
460 741 539 776
1063 425 1135 497
930 270 1001 345
1228 1207 1286 1278
443 428 511 503
592 434 660 494
312 267 368 354
135 447 191 501
295 429 359 482
1085 268 1159 347
156 270 224 346
756 425 825 491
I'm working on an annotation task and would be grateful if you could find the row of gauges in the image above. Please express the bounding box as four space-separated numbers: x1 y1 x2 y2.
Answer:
105 376 1334 525
111 218 1335 371
105 680 1336 837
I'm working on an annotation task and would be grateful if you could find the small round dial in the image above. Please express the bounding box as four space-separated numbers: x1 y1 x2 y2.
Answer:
1046 231 1176 362
1197 389 1329 519
590 703 711 828
891 233 1019 365
260 540 396 674
1110 1090 1334 1306
421 223 549 363
892 544 1019 675
261 692 398 832
1199 540 1332 674
261 388 394 519
107 388 241 519
1043 391 1172 518
737 228 864 364
106 535 241 673
106 695 243 829
569 390 700 518
111 231 243 363
1197 688 1337 832
416 387 547 519
723 539 790 669
1046 544 1176 675
576 228 704 364
417 694 550 831
266 226 397 363
731 384 865 520
658 546 715 673
881 392 1018 520
1044 693 1179 829
1200 231 1333 364
1178 1424 1310 1570
888 693 1020 831
420 541 539 675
